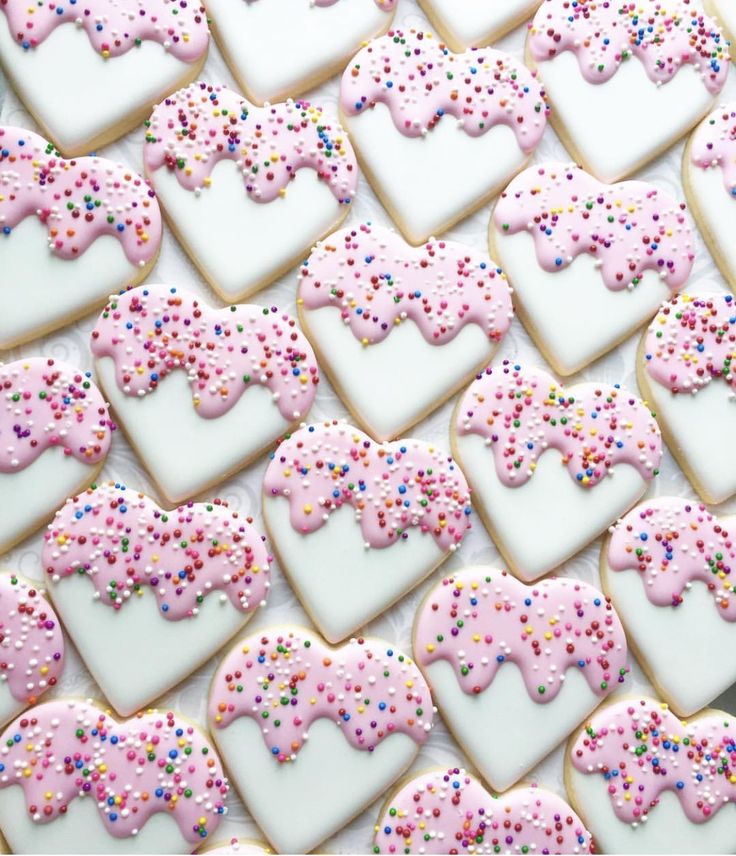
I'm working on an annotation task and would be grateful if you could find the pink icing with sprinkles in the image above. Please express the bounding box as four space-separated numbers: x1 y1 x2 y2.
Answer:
0 699 228 841
209 627 433 762
0 358 114 473
0 126 162 266
42 481 271 620
494 161 694 291
0 574 64 705
644 291 736 393
298 223 513 346
571 696 736 825
0 0 209 62
89 283 319 421
691 103 736 198
455 360 662 488
144 82 358 204
415 569 628 702
528 0 730 95
263 419 472 551
340 29 549 150
608 496 736 619
374 770 592 854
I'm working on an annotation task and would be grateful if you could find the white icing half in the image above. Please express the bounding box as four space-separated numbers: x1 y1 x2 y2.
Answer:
418 0 540 49
206 0 391 104
567 766 736 854
263 497 446 643
601 557 736 716
0 218 138 349
150 162 344 302
0 22 197 155
48 573 253 716
0 449 97 553
300 307 494 440
96 356 291 504
342 103 527 244
536 52 714 182
643 374 736 504
213 716 417 855
0 786 192 854
453 438 648 580
491 230 673 375
426 660 601 792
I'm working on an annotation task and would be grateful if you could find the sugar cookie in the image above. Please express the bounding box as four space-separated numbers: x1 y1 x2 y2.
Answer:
262 419 472 642
197 838 271 855
298 223 513 440
416 0 543 51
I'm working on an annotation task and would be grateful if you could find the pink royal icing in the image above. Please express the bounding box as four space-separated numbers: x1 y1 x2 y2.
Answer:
89 283 319 421
340 29 549 151
0 358 114 473
0 699 228 841
528 0 730 95
0 0 209 62
415 569 628 702
374 770 592 854
0 574 64 705
263 419 472 551
608 496 736 620
144 82 358 204
455 360 662 487
494 162 694 291
298 223 513 346
691 103 736 198
209 627 433 762
643 291 736 393
570 696 736 825
0 126 162 266
42 481 271 620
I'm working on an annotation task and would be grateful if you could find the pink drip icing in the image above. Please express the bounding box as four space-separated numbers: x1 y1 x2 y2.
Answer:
263 419 472 551
374 771 592 854
208 626 433 761
299 223 513 345
89 283 319 421
0 699 228 841
144 82 358 203
528 0 729 94
691 103 736 198
0 126 161 266
455 360 662 487
42 482 271 620
608 496 736 620
570 696 736 824
0 358 114 473
494 162 693 291
340 29 549 150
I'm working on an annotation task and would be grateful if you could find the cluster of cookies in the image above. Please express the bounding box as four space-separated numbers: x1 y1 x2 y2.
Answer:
0 0 735 853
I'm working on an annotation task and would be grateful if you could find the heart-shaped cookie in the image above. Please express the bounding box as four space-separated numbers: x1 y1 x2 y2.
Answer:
566 696 736 854
638 291 736 504
208 626 434 854
0 0 209 157
527 0 730 182
603 497 736 717
0 126 162 349
262 419 472 642
298 223 513 440
417 0 543 51
42 481 271 716
0 572 64 729
207 0 395 106
684 103 736 292
452 360 663 581
339 29 549 245
374 767 592 854
90 283 319 504
414 568 628 791
0 699 229 854
144 82 357 303
0 358 115 554
490 162 694 376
